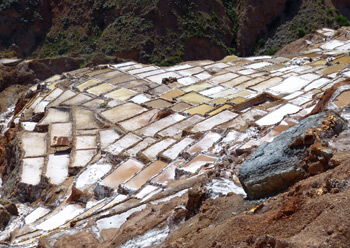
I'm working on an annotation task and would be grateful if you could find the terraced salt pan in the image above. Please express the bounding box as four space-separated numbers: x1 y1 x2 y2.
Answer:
141 138 176 161
160 89 184 101
39 108 70 125
136 113 186 137
200 86 225 96
124 137 156 157
106 133 142 154
33 100 50 113
129 66 159 75
95 205 146 232
21 157 45 185
222 75 250 88
177 76 200 86
191 110 238 133
49 123 72 145
104 88 137 101
187 132 221 155
180 154 217 174
135 185 160 200
124 160 167 191
73 108 99 130
210 73 239 84
151 160 184 186
184 104 215 115
256 104 301 126
25 207 50 224
77 79 101 91
177 92 211 104
46 154 69 185
171 102 192 112
100 159 144 189
62 93 92 106
162 138 195 160
269 76 310 94
100 129 121 149
75 135 97 150
250 77 282 92
82 98 105 108
21 132 47 157
145 99 173 109
209 88 237 98
177 67 204 76
246 62 272 69
48 90 76 107
71 149 97 167
94 70 123 81
130 94 151 104
101 103 147 124
86 83 114 96
76 161 113 190
182 82 212 92
136 69 166 79
320 40 344 50
43 88 64 101
36 204 84 231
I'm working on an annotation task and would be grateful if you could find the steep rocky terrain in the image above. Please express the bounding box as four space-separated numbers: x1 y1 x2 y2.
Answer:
0 26 350 247
1 0 350 65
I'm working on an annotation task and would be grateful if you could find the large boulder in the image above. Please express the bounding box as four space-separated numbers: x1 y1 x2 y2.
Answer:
238 113 347 199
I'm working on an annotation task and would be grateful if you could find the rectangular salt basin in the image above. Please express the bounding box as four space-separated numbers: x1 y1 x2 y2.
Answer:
76 161 113 190
21 132 47 157
87 83 114 96
151 160 184 186
124 160 168 191
100 159 144 189
95 70 123 81
74 108 99 130
177 76 200 86
21 157 45 185
184 104 215 115
246 62 272 69
191 110 237 133
39 108 70 125
62 93 93 106
100 129 121 149
158 115 204 138
222 76 250 88
210 73 239 84
48 90 76 107
106 74 136 85
177 92 211 104
101 103 147 124
200 86 225 96
180 154 217 174
104 88 137 100
25 207 50 224
136 113 186 137
135 185 160 199
129 66 159 75
106 133 142 154
304 78 331 91
124 137 156 157
250 77 283 92
36 204 84 230
256 104 301 126
96 205 146 232
269 76 311 94
141 138 176 162
182 82 212 92
71 149 97 167
75 135 97 150
178 67 204 76
186 132 221 155
136 69 166 79
46 154 69 185
161 89 184 100
49 122 72 146
162 138 195 160
320 40 344 50
130 94 151 104
43 88 64 101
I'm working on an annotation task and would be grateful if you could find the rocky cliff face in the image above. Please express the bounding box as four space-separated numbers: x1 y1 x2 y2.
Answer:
1 0 350 64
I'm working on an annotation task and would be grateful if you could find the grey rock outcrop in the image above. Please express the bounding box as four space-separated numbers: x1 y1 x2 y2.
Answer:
238 113 347 199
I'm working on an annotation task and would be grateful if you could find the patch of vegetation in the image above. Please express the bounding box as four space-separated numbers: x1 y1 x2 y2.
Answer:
265 49 277 55
297 27 308 38
335 15 350 27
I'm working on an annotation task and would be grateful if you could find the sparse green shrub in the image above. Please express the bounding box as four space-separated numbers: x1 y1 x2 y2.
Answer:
297 28 308 38
335 15 350 27
327 9 334 15
265 49 277 55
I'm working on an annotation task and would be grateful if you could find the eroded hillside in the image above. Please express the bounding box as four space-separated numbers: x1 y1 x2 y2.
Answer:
1 0 350 65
